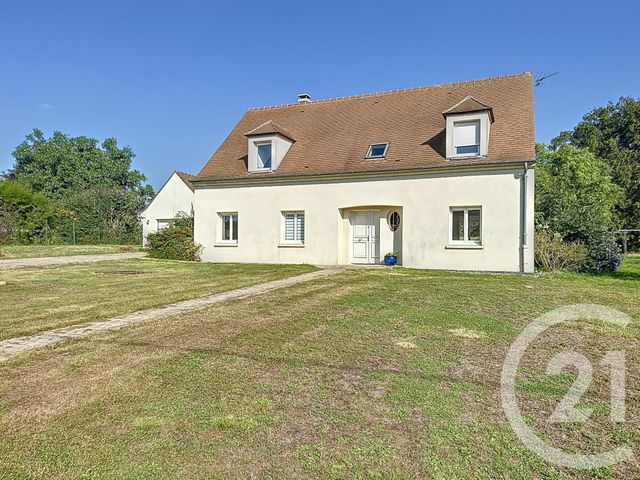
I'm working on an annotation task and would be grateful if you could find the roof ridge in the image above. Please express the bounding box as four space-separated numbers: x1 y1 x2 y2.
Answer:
247 72 532 111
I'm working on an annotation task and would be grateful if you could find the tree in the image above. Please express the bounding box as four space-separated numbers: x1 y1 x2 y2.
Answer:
3 129 154 244
57 187 144 244
8 129 153 201
535 144 621 243
0 179 55 243
552 97 640 228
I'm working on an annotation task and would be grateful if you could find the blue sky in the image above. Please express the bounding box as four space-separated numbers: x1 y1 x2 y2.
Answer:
1 0 638 189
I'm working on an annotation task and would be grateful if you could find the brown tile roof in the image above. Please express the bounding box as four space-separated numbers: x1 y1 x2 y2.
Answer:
442 95 494 121
244 120 295 141
175 171 196 192
197 73 534 181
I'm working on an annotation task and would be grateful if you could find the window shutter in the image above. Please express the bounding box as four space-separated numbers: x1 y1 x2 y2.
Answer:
454 121 479 147
296 213 305 242
285 213 295 241
283 212 304 243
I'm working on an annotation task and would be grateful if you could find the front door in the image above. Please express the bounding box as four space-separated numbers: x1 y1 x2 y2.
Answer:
351 211 379 264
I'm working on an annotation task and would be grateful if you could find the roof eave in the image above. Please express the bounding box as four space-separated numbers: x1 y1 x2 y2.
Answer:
192 159 534 187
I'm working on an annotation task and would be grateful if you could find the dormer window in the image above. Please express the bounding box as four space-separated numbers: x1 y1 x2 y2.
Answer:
453 121 480 156
244 120 295 173
257 142 272 170
442 96 494 160
366 142 389 159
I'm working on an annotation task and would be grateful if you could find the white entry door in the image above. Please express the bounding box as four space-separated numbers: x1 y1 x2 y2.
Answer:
351 211 379 264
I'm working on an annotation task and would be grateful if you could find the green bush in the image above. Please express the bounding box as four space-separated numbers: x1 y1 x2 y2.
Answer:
584 234 622 273
146 214 202 261
535 231 587 272
535 144 621 244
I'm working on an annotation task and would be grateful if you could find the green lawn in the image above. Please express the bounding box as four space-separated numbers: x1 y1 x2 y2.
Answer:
0 244 142 259
0 259 316 340
0 258 638 478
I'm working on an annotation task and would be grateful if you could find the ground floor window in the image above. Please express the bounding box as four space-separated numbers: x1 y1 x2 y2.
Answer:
219 212 238 242
450 207 482 245
282 211 305 244
157 219 174 231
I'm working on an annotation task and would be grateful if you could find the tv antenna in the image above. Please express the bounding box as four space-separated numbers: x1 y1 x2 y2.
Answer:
534 72 559 87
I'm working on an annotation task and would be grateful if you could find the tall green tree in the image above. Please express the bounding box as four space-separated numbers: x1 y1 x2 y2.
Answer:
8 129 154 202
2 129 154 244
552 97 640 228
535 144 621 243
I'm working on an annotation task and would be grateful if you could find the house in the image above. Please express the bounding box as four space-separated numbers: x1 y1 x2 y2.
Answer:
191 73 535 272
140 171 195 245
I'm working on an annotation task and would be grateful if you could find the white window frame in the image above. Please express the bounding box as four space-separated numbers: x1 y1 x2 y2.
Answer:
449 207 482 246
218 212 238 244
255 141 273 171
156 218 174 231
365 142 389 160
445 111 491 159
280 211 305 246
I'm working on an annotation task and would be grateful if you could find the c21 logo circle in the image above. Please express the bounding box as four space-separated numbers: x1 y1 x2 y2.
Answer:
500 304 632 469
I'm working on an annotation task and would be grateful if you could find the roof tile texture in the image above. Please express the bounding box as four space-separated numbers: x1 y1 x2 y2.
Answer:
197 73 534 180
175 171 196 191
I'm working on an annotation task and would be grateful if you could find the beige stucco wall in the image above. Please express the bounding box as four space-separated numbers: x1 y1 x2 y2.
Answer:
193 166 535 272
141 173 194 245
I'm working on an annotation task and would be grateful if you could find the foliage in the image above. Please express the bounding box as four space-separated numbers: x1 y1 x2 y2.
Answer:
8 129 153 200
552 97 640 229
146 214 202 261
534 231 587 272
535 144 621 244
0 179 56 243
584 234 623 273
2 130 154 245
57 187 143 244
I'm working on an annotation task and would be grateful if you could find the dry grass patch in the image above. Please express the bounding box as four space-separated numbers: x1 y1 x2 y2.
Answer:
0 244 141 259
0 259 638 478
0 259 316 340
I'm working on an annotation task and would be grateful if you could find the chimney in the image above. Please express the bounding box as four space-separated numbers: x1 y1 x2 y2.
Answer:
297 93 312 103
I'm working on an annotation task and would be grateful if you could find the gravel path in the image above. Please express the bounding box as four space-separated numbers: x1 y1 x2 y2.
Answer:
0 267 342 361
0 252 146 269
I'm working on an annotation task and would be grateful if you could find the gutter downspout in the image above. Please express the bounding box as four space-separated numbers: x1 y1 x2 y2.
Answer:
519 162 529 273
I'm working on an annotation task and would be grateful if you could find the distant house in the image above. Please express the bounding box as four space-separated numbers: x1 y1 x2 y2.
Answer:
184 73 534 272
140 171 195 245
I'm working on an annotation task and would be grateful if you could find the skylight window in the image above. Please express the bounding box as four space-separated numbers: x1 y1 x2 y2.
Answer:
366 142 389 159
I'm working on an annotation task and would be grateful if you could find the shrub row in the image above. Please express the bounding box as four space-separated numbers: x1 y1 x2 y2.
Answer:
535 231 622 273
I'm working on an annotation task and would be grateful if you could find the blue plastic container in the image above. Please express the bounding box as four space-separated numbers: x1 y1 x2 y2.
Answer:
384 255 398 266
